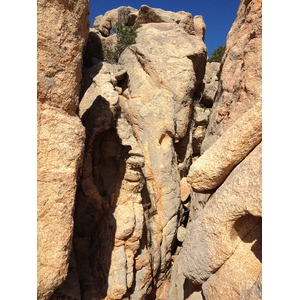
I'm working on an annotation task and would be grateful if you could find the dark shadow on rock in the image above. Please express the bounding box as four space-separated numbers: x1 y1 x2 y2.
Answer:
233 215 262 263
83 31 104 68
49 245 81 300
79 31 104 101
80 61 103 101
68 95 130 299
183 277 202 299
81 96 113 140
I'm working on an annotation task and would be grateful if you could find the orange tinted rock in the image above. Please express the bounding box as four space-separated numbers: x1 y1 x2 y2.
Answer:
37 0 89 299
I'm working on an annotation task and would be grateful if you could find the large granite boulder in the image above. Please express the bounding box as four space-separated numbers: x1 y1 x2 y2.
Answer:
178 1 262 299
201 0 262 154
61 10 207 299
37 0 89 299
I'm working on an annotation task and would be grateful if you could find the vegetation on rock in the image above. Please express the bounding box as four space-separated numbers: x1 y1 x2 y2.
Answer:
104 22 141 63
208 45 226 62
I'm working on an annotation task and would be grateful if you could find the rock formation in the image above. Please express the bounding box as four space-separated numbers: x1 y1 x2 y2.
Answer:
180 0 262 299
37 0 89 299
201 0 262 154
38 1 262 299
54 8 207 299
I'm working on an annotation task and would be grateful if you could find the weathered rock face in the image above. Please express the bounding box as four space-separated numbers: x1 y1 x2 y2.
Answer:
188 101 262 191
85 4 207 70
177 0 262 299
53 6 207 300
200 61 220 107
201 0 262 154
47 6 206 300
37 0 89 299
182 142 262 283
117 23 206 298
41 1 262 299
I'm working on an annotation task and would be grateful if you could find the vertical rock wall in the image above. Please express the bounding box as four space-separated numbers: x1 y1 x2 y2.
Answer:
58 6 207 300
38 1 262 299
177 0 262 299
37 0 89 299
201 0 262 154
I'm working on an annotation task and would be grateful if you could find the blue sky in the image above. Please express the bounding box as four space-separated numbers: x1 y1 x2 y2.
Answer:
88 0 241 56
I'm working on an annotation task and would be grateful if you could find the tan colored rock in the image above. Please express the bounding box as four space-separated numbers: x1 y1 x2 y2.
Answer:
201 0 262 153
94 6 138 37
79 62 119 118
177 226 187 243
191 106 211 155
118 21 206 297
95 8 118 36
202 221 262 300
193 15 206 40
180 177 191 202
167 253 203 300
187 291 204 300
201 62 220 107
37 0 89 299
136 5 196 35
56 6 207 299
182 143 262 284
238 271 262 300
49 250 81 300
69 62 147 299
193 106 211 125
187 101 261 191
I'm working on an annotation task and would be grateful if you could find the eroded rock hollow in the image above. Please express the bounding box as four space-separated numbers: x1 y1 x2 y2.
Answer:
38 1 262 300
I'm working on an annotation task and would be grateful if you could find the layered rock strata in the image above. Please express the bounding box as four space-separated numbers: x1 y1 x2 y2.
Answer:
37 0 89 299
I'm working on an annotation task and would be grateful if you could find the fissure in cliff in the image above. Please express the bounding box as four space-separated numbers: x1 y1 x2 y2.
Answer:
38 2 262 300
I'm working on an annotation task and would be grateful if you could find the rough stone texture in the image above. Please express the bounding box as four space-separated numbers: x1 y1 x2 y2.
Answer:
187 101 261 192
202 220 262 300
73 63 146 300
167 254 202 300
37 0 89 299
93 7 138 37
50 249 81 300
238 271 262 300
65 10 207 299
136 5 197 36
191 105 211 155
193 15 206 41
182 142 262 284
118 22 206 298
180 177 191 202
43 2 263 299
201 0 262 154
200 62 220 107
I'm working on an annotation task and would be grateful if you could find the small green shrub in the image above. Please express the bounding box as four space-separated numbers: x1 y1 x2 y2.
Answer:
104 22 141 63
208 45 226 63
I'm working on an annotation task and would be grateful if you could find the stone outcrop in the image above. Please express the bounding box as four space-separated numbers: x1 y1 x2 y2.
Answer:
93 6 139 37
52 7 207 300
202 220 262 300
38 1 262 299
178 0 262 299
118 25 206 297
37 0 89 299
182 142 262 283
200 61 220 107
187 101 262 191
86 4 206 69
238 271 262 300
201 0 262 154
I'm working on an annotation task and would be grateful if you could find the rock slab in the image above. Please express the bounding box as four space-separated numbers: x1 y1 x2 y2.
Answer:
37 0 89 299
